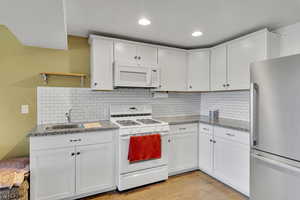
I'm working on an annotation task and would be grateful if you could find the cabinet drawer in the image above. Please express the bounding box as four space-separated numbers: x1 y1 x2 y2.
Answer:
214 126 249 145
170 123 198 134
30 130 115 150
199 123 212 135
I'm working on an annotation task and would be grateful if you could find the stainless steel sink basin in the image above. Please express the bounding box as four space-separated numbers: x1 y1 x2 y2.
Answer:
45 124 81 130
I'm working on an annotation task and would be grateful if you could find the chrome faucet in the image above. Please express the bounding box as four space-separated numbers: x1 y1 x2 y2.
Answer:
65 108 73 123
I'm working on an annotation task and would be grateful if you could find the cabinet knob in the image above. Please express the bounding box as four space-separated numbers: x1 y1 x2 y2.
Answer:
209 139 213 142
94 82 98 86
226 83 230 87
71 153 75 156
134 56 138 59
189 85 192 89
77 152 81 155
138 56 141 60
168 139 171 143
223 84 226 87
159 85 162 88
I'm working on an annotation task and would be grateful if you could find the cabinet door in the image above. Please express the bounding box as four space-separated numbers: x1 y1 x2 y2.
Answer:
198 132 213 174
158 48 187 91
213 136 250 195
114 42 138 66
187 51 210 91
210 46 227 91
227 33 267 90
75 143 115 195
90 38 114 90
137 45 158 66
168 132 198 174
30 147 76 200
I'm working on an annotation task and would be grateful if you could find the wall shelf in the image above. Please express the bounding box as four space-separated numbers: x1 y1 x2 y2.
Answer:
40 72 87 87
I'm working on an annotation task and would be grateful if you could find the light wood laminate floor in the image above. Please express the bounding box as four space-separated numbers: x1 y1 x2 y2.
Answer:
83 171 247 200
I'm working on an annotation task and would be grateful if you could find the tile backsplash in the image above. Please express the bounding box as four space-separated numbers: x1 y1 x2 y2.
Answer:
37 87 201 124
200 91 250 121
37 87 250 124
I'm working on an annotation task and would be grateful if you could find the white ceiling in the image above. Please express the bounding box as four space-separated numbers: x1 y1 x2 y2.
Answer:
0 0 67 49
66 0 300 48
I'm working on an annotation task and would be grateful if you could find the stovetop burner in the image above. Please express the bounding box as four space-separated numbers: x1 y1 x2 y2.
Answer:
116 120 140 126
136 119 161 125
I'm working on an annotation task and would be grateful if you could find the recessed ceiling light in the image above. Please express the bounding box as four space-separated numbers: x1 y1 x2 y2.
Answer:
138 18 151 26
192 31 203 37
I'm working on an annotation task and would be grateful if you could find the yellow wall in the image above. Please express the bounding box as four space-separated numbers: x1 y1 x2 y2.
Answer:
0 25 90 159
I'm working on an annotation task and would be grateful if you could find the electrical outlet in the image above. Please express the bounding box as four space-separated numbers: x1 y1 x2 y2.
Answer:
21 105 29 114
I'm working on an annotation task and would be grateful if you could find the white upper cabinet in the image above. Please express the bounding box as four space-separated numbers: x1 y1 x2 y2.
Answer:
187 50 210 91
227 31 268 90
137 45 158 66
114 42 138 66
89 37 114 90
210 46 227 91
210 29 279 91
158 48 187 91
114 41 158 66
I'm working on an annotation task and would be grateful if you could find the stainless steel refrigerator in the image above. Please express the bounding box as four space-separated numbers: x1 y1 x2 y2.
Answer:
250 54 300 200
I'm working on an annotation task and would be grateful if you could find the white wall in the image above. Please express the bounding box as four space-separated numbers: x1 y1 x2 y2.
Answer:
275 22 300 57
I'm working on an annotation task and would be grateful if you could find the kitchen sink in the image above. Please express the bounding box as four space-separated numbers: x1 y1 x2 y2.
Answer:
45 124 81 130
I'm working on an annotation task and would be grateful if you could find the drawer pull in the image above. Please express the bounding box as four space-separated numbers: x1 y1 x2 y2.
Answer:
70 139 82 142
226 133 235 137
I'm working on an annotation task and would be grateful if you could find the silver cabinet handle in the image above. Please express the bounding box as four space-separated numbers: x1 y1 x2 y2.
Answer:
250 83 258 146
226 133 235 137
70 139 82 142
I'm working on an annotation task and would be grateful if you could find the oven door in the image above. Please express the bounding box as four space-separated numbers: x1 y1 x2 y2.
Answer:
114 64 152 87
119 132 168 174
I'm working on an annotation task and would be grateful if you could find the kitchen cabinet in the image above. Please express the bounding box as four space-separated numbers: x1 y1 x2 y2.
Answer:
30 130 116 200
198 124 213 174
198 124 250 196
187 50 210 91
89 37 114 90
114 41 158 66
168 123 198 175
158 48 187 91
210 45 227 91
30 147 76 200
75 143 115 195
210 29 279 91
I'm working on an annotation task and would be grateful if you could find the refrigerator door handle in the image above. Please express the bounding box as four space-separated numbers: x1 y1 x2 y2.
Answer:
250 82 258 147
253 154 300 174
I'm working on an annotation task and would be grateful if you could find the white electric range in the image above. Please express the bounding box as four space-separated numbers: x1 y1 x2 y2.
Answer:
110 104 169 191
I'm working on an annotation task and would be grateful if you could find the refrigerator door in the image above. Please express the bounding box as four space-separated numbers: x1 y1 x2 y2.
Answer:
250 150 300 200
250 54 300 161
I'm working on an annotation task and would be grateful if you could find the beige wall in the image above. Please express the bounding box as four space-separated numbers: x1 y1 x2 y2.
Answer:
0 25 90 159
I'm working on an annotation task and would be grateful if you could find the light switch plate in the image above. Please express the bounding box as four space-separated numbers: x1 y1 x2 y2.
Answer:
21 105 29 114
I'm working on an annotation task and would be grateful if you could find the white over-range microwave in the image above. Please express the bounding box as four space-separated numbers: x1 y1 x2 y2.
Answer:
114 63 160 88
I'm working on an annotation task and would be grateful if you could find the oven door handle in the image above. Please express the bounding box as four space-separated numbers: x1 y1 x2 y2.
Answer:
121 132 169 140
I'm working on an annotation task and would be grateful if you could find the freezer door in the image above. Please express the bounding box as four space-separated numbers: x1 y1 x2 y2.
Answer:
250 54 300 161
250 150 300 200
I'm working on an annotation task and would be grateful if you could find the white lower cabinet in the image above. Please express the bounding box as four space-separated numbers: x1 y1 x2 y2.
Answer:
168 123 198 175
30 147 76 200
30 130 116 200
75 143 115 195
198 130 213 174
213 136 250 195
198 124 250 196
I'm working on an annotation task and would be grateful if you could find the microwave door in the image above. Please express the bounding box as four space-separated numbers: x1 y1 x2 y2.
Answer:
115 65 149 87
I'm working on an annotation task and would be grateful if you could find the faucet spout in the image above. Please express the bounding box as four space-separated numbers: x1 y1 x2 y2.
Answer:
65 108 73 123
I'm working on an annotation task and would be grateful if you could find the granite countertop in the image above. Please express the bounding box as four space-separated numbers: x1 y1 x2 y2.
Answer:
155 115 250 132
28 120 119 137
